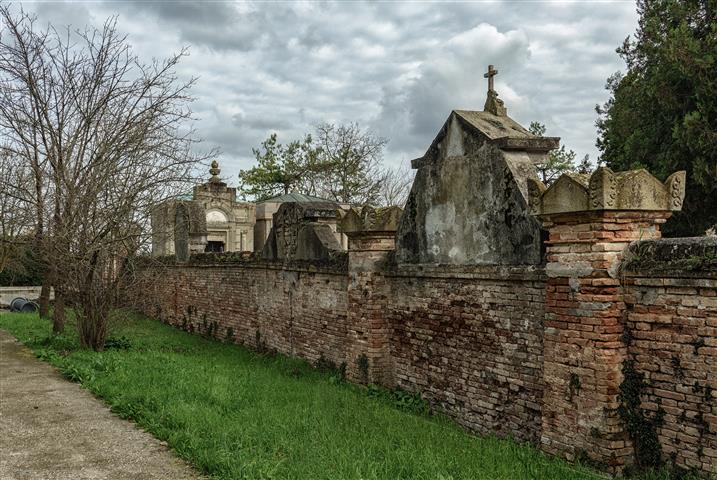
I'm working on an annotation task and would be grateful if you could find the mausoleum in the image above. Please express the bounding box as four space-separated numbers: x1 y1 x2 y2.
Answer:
151 161 256 256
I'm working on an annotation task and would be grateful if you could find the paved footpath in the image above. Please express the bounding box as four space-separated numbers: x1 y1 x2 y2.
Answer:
0 329 202 480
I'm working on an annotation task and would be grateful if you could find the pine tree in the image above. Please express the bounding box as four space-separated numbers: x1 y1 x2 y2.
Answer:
596 0 717 236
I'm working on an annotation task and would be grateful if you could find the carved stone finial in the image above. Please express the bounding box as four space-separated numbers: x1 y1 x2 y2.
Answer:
527 178 547 215
664 171 686 210
589 167 618 210
340 205 403 235
529 168 687 216
209 160 221 183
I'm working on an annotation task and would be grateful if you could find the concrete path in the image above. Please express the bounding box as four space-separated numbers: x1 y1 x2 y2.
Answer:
0 329 202 480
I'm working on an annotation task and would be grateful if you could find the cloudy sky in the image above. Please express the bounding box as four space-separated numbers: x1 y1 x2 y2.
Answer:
24 0 638 181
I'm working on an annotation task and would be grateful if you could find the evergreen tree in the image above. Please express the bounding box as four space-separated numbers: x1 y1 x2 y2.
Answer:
596 0 717 236
239 123 391 205
577 155 592 174
238 133 324 200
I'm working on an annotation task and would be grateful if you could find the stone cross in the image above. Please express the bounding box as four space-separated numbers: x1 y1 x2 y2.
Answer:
484 65 498 91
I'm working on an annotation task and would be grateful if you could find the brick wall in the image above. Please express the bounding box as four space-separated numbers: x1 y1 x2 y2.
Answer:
384 265 546 443
135 263 349 367
538 211 668 472
132 237 717 476
623 266 717 475
133 260 547 444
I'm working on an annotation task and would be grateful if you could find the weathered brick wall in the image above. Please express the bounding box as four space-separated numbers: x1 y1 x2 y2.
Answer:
623 274 717 475
621 239 717 475
384 265 546 443
134 263 349 367
131 237 717 476
537 211 669 472
133 260 547 444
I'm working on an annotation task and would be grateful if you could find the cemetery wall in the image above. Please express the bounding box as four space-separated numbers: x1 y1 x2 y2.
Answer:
133 238 717 476
621 240 717 475
135 261 350 367
133 259 548 444
384 265 546 443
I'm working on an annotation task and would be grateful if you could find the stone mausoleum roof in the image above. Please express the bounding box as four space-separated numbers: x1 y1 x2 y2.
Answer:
452 109 532 140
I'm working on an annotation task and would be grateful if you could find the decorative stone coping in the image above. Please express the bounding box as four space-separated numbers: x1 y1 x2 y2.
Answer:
340 205 403 235
528 167 686 215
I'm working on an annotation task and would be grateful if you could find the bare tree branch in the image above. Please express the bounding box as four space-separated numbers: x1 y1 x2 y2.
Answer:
0 6 212 346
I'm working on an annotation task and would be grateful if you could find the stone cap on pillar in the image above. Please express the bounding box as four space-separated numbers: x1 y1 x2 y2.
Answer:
340 205 403 237
527 167 686 216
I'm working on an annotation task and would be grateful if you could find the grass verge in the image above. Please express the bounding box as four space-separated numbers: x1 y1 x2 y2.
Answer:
0 310 670 480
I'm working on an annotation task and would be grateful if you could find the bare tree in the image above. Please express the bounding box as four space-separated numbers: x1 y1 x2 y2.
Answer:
0 150 34 275
0 7 210 347
314 122 388 205
377 162 414 207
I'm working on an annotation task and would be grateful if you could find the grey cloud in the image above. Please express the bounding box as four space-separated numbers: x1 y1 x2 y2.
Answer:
232 113 293 132
29 0 93 30
115 1 272 51
19 0 638 179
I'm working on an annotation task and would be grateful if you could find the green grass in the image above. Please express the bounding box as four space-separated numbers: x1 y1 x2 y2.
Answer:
0 310 616 479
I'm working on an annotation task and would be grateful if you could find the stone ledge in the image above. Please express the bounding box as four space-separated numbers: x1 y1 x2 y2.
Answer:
138 252 349 274
494 136 560 152
384 263 546 281
624 276 717 287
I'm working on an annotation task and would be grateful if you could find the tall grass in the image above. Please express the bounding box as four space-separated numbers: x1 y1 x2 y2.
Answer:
1 310 612 480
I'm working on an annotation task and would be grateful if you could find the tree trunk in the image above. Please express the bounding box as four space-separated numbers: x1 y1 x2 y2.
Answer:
78 308 109 351
40 260 57 320
38 280 51 319
52 287 65 334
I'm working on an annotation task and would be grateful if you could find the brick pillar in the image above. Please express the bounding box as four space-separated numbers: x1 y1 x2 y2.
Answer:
341 206 402 386
528 167 685 473
346 231 395 385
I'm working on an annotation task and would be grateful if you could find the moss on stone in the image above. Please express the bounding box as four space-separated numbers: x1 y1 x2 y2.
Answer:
622 237 717 273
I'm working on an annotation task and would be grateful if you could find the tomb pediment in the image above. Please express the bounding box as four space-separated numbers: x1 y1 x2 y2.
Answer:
410 110 560 170
261 201 343 262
